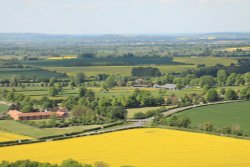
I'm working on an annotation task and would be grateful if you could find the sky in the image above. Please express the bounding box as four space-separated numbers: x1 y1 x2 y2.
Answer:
0 0 250 34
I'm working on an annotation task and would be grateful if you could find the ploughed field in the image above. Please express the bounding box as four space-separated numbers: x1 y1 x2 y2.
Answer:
177 101 250 135
0 130 30 142
1 128 250 167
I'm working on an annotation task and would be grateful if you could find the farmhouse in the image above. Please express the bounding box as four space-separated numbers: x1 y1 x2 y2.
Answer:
153 84 177 90
8 110 67 121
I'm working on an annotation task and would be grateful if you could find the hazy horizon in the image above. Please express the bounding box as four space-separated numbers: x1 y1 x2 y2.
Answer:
1 0 250 34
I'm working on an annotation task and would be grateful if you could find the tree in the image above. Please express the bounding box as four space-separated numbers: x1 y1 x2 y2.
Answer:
61 159 83 167
78 86 87 97
62 96 79 110
107 106 127 120
176 117 191 128
244 72 250 86
133 112 146 119
199 76 215 88
226 73 236 86
220 88 226 95
10 75 18 87
104 76 116 89
22 104 33 113
74 72 86 85
40 96 53 110
240 87 250 99
225 89 238 100
202 122 214 132
217 70 227 86
131 67 161 77
71 105 96 124
206 89 219 102
49 87 59 97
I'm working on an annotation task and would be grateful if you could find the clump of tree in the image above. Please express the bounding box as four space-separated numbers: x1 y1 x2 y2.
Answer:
153 115 191 128
133 107 167 119
131 67 161 77
199 122 244 136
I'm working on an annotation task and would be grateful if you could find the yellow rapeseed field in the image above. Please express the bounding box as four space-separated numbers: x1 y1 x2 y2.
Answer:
0 130 30 142
1 128 250 167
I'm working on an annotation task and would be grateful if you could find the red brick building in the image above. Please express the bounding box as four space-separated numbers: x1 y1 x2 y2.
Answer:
8 110 67 120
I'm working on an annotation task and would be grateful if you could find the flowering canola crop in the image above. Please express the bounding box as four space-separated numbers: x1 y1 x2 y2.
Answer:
0 130 30 142
1 128 250 167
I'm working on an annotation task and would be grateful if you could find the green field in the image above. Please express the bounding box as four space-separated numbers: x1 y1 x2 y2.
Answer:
0 86 203 100
45 57 237 77
0 104 9 114
0 120 104 138
46 65 196 76
23 57 181 67
176 101 250 135
0 67 66 80
173 57 237 66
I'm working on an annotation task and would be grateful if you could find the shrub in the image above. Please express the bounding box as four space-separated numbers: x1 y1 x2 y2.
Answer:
133 112 146 119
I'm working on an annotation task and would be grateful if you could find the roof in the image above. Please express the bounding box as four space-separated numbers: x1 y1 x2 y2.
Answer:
8 110 66 117
154 84 177 89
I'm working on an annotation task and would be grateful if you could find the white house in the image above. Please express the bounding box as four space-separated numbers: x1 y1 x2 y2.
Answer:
153 84 177 90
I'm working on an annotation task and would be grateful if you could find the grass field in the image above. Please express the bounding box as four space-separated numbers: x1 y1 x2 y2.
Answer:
45 57 237 77
173 57 237 66
177 101 250 135
1 128 250 166
46 65 196 76
0 130 30 142
0 67 66 80
127 106 176 118
0 86 203 100
0 104 9 114
23 57 179 67
0 120 104 138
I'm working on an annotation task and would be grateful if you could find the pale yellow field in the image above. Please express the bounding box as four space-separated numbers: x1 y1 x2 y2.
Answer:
0 130 30 142
47 55 77 60
1 128 250 167
222 46 250 52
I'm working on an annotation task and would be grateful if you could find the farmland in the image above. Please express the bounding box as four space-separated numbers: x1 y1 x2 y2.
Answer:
1 128 250 167
44 56 237 77
176 101 250 135
23 57 181 67
0 104 9 114
46 65 196 77
0 130 30 142
173 57 237 66
0 86 203 100
0 67 66 80
0 120 105 138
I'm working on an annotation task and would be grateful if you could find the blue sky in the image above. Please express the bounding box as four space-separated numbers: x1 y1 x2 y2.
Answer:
0 0 249 34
